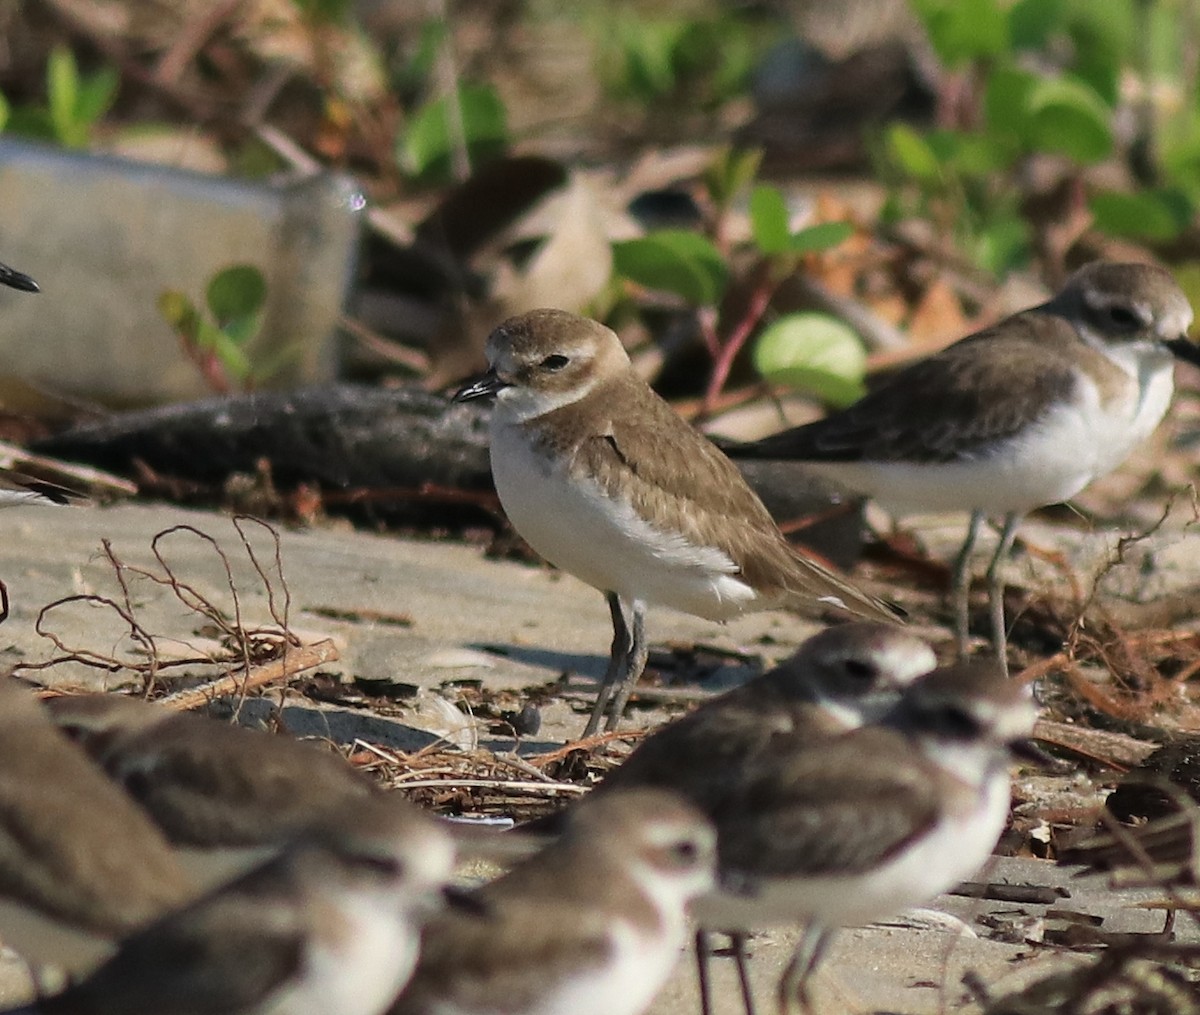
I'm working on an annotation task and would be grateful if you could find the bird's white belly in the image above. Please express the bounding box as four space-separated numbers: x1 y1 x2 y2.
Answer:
694 774 1010 931
812 359 1176 516
268 895 420 1015
424 921 686 1015
489 422 760 621
523 922 685 1015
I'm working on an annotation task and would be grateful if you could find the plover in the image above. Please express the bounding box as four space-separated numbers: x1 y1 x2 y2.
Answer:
454 308 896 734
9 795 455 1015
388 789 716 1015
0 680 193 974
688 660 1038 1014
726 262 1196 671
45 693 375 849
590 622 937 1015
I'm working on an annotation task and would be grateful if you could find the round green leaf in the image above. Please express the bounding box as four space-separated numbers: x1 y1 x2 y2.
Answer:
917 0 1009 66
983 67 1038 138
1025 76 1113 163
207 265 267 329
612 230 728 306
1090 189 1193 242
752 313 866 408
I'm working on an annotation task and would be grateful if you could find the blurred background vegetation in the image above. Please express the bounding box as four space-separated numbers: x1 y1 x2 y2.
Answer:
3 0 1200 421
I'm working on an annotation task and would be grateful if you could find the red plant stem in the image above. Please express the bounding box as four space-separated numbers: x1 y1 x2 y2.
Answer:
701 266 778 416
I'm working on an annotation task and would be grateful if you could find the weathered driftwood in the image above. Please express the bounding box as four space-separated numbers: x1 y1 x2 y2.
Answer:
35 383 864 562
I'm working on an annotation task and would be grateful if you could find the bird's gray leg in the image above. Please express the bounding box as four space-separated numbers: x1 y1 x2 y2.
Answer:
952 510 984 658
731 931 757 1015
985 511 1022 677
582 592 629 738
777 925 833 1015
695 929 714 1015
604 599 647 731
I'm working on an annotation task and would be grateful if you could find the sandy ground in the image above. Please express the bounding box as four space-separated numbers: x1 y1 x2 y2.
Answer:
0 501 1194 1013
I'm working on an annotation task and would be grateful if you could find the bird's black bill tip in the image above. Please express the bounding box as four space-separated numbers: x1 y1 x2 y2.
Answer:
0 264 38 293
453 369 507 403
1166 336 1200 367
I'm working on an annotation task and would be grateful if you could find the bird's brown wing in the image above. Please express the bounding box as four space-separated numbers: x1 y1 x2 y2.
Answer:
713 728 942 882
553 374 895 620
390 892 615 1015
42 877 306 1015
733 318 1084 464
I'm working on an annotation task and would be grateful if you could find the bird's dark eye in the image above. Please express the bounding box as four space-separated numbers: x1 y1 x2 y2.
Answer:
1105 304 1142 330
540 354 569 371
842 658 878 684
670 838 699 866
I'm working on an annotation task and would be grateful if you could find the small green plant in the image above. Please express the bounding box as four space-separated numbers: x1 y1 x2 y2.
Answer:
4 45 118 148
396 82 508 184
588 7 763 112
158 265 278 394
883 0 1200 269
611 147 861 413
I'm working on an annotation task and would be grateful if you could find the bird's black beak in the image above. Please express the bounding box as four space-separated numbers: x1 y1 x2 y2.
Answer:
1165 336 1200 367
0 263 38 293
453 368 508 403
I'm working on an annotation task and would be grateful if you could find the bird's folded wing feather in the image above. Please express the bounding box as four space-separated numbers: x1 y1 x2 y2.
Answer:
562 379 895 620
42 891 305 1015
735 319 1083 464
714 729 941 880
391 895 614 1015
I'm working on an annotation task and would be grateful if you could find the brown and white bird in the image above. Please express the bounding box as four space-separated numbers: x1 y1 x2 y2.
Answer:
45 693 375 851
388 789 716 1015
588 622 936 1015
5 795 455 1015
0 680 193 974
688 661 1037 1014
726 262 1197 671
454 309 896 735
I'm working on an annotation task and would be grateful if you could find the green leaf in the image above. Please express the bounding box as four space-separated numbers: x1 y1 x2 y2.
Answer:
612 230 728 306
157 290 201 342
916 0 1009 66
749 185 790 254
1024 76 1113 163
398 84 508 182
705 146 761 209
292 0 354 24
1009 0 1066 48
1090 189 1193 242
970 216 1030 276
752 313 867 408
787 222 853 255
0 91 9 133
210 330 252 379
884 123 942 184
75 65 119 128
621 19 687 98
47 46 80 146
207 266 267 327
926 129 1017 176
983 67 1038 138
